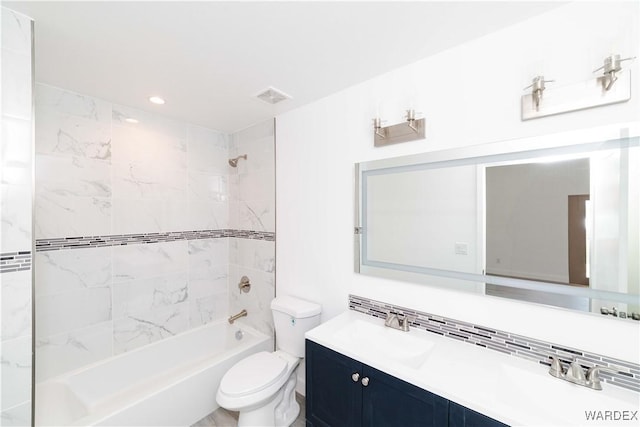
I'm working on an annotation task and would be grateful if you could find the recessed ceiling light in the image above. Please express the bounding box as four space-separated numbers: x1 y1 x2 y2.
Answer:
148 96 165 105
124 118 139 124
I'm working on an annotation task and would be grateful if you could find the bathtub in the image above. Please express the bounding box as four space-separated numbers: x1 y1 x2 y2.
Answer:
35 320 271 426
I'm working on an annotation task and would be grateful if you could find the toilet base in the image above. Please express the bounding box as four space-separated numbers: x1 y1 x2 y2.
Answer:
237 368 299 427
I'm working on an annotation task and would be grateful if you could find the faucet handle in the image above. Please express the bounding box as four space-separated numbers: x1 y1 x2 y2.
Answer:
566 358 587 383
398 314 411 331
586 365 620 390
384 311 397 326
548 356 564 378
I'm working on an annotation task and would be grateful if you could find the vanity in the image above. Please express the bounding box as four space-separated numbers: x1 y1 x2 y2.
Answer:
305 310 640 427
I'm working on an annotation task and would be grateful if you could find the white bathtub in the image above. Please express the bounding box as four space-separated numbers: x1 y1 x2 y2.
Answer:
35 320 271 426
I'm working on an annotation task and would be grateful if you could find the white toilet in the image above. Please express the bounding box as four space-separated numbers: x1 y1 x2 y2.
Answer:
216 295 321 427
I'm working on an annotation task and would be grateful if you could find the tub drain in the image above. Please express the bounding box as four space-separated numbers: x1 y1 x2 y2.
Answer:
235 329 244 340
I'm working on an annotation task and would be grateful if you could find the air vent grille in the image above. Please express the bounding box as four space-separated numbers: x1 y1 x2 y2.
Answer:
255 87 291 104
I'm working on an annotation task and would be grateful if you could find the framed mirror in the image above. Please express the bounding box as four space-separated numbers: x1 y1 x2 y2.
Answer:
355 124 640 316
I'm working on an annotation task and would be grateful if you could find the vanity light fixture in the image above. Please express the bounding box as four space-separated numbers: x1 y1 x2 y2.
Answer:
521 55 632 121
372 109 425 147
148 96 166 105
593 54 635 91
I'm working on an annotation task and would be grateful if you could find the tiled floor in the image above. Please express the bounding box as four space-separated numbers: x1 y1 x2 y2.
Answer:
191 394 306 427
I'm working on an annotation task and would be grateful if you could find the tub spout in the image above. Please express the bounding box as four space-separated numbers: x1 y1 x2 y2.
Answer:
228 309 247 324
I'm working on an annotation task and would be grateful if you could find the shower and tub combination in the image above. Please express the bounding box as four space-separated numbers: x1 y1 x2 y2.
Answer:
16 80 277 426
36 321 271 426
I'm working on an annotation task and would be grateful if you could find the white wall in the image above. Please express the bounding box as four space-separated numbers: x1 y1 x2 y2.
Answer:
276 0 640 371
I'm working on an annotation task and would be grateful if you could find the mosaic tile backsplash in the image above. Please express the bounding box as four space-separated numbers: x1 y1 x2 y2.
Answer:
35 229 275 252
0 251 32 273
349 295 640 393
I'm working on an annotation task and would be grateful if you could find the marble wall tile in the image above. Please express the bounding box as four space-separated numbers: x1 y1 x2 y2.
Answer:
112 272 188 319
1 184 31 252
188 200 229 230
35 84 111 166
1 116 32 186
0 335 31 411
111 198 164 234
189 293 228 327
1 270 31 340
188 265 227 300
36 154 111 197
111 125 187 170
0 401 31 427
187 125 229 174
229 199 275 232
35 286 111 338
188 171 228 202
188 238 229 269
236 170 275 205
1 49 32 120
113 302 189 354
35 321 113 382
230 238 275 274
113 104 187 141
35 84 111 124
112 162 186 201
112 240 188 283
35 246 111 296
1 9 31 54
35 194 111 239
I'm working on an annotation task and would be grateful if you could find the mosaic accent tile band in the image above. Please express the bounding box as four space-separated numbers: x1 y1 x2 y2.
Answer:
0 251 32 274
349 294 640 393
35 229 275 252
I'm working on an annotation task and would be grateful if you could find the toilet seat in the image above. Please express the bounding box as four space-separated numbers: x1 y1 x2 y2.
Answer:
219 352 288 397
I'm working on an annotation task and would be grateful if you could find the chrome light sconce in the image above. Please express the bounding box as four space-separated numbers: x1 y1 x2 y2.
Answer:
373 109 425 147
522 53 633 121
593 54 635 91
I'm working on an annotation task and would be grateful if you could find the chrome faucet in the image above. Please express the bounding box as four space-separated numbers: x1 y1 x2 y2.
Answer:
384 311 410 332
548 356 620 390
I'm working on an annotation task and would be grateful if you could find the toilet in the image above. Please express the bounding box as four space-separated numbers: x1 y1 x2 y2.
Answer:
216 295 322 427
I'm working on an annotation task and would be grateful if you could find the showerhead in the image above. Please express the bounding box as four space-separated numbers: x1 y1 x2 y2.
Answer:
228 154 247 167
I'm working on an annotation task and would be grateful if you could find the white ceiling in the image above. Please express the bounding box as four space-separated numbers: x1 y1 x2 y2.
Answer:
6 1 565 133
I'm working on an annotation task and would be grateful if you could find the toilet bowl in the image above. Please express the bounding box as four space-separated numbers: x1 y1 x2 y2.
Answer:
216 296 321 427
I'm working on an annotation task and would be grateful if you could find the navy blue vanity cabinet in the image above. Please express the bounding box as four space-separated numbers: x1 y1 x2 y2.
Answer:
449 401 509 427
362 364 449 427
306 340 449 427
306 339 363 427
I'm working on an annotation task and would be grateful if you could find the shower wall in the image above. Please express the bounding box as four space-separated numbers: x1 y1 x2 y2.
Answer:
34 84 237 382
229 120 276 337
1 8 33 427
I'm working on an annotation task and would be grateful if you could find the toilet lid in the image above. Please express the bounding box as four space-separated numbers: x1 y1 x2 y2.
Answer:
220 352 288 397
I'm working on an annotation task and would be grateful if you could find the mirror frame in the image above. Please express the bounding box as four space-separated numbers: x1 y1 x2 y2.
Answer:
355 123 640 308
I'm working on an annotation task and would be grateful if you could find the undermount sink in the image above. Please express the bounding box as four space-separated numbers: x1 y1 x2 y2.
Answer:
332 319 435 369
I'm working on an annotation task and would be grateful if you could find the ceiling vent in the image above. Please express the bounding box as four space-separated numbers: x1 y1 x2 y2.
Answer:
255 87 291 104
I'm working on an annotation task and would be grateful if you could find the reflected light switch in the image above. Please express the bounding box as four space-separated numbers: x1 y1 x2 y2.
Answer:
455 242 468 255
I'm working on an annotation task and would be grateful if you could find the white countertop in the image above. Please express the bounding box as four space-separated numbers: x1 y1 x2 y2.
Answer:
305 310 640 427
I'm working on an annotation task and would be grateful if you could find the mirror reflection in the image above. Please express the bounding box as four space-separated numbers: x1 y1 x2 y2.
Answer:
357 133 640 316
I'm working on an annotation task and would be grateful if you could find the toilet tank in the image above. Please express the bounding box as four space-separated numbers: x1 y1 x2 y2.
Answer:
271 295 321 358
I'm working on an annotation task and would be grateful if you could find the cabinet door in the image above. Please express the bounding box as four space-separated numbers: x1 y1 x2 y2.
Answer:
306 340 363 427
449 401 509 427
361 365 449 427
